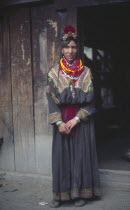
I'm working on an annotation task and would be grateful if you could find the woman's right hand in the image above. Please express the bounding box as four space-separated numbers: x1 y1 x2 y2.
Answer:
58 122 70 134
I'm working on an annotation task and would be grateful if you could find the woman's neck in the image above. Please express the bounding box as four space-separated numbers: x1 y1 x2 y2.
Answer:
63 56 76 66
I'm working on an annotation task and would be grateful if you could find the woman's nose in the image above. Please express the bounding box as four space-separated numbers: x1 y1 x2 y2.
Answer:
68 47 73 53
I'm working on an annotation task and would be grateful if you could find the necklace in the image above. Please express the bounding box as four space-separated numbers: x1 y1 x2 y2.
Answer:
60 58 83 73
70 84 75 98
61 70 79 80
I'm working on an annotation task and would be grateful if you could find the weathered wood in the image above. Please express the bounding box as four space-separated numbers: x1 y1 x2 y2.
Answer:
55 0 130 8
31 6 62 174
10 8 35 172
0 16 15 170
0 0 54 7
66 8 77 31
74 0 130 7
31 6 50 174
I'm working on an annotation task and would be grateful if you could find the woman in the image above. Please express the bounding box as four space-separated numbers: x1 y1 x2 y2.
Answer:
46 25 101 208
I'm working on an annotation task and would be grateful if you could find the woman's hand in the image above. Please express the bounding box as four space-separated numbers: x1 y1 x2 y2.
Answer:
66 119 78 131
58 122 70 134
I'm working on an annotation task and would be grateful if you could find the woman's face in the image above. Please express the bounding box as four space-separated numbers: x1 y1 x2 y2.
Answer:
62 40 78 64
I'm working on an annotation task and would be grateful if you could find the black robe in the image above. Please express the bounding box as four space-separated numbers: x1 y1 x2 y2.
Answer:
46 64 101 201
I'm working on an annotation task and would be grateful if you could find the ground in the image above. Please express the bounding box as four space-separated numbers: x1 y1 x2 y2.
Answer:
0 170 130 210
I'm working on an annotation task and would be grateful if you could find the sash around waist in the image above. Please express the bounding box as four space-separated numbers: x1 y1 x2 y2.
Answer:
60 104 79 123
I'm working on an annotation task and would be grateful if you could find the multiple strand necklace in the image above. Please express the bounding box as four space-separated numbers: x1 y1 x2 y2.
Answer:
60 57 84 98
60 57 83 73
60 57 84 80
61 70 79 80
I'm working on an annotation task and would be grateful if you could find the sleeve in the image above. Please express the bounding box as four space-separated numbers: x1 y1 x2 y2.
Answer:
46 74 62 125
76 69 96 121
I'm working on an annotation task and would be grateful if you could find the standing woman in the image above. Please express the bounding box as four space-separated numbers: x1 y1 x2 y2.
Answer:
46 25 101 208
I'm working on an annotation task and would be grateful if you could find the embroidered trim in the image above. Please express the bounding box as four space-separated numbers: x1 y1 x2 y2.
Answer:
48 65 93 94
76 108 89 120
50 112 62 124
46 85 60 104
53 187 101 201
75 67 93 93
45 85 50 93
48 66 69 93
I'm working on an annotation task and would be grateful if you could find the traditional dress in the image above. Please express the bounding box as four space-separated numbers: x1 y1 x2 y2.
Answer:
46 57 101 201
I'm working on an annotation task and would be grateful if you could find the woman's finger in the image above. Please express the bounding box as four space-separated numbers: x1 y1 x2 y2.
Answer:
68 123 72 128
65 126 70 133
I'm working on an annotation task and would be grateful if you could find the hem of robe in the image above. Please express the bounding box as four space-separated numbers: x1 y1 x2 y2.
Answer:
53 187 101 201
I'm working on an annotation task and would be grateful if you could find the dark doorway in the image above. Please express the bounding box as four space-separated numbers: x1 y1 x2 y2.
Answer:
78 2 130 171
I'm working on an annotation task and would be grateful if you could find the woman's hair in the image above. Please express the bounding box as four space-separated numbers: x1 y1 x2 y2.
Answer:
61 36 79 48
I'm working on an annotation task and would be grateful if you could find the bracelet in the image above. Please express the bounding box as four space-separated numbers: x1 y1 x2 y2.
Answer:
56 121 63 126
74 116 80 123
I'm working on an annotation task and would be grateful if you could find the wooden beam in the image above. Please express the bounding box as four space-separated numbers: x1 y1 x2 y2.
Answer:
55 0 130 8
74 0 130 7
1 0 129 8
0 0 54 7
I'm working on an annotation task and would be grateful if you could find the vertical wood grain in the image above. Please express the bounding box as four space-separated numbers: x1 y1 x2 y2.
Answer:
10 8 35 172
0 15 15 171
31 6 61 174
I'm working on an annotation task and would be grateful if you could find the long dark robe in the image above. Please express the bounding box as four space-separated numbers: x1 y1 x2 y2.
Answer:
46 64 101 201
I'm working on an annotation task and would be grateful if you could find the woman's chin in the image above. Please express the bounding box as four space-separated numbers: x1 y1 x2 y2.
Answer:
66 58 74 63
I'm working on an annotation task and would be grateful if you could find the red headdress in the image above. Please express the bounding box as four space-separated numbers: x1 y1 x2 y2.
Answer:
62 25 77 41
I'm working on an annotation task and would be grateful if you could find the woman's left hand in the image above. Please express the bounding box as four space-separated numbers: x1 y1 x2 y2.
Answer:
66 119 78 131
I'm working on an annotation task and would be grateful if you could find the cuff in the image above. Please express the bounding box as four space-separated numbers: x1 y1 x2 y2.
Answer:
50 112 62 124
76 108 89 120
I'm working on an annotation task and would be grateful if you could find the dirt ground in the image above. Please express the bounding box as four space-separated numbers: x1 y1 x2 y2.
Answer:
0 170 130 210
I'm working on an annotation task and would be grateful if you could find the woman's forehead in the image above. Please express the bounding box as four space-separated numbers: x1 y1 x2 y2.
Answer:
62 41 77 48
67 41 77 46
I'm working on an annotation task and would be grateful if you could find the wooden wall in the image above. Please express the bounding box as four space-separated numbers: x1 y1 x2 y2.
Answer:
0 15 15 171
0 5 77 174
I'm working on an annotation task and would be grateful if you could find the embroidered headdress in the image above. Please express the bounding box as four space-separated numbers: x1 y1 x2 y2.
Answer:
62 25 77 41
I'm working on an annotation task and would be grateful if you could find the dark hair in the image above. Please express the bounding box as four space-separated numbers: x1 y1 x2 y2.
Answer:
61 36 79 48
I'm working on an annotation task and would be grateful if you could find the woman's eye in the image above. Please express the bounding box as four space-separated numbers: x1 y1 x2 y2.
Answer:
72 46 77 49
65 46 77 49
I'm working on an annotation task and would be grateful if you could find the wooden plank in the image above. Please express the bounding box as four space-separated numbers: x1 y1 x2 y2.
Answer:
31 6 62 174
1 0 129 8
74 0 130 7
0 16 15 171
10 8 36 172
66 8 77 30
55 0 130 8
0 0 54 7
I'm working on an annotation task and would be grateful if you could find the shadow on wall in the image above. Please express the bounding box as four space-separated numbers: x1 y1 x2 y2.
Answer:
0 137 3 145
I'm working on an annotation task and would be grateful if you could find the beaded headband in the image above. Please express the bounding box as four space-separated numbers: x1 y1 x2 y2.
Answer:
61 25 77 41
